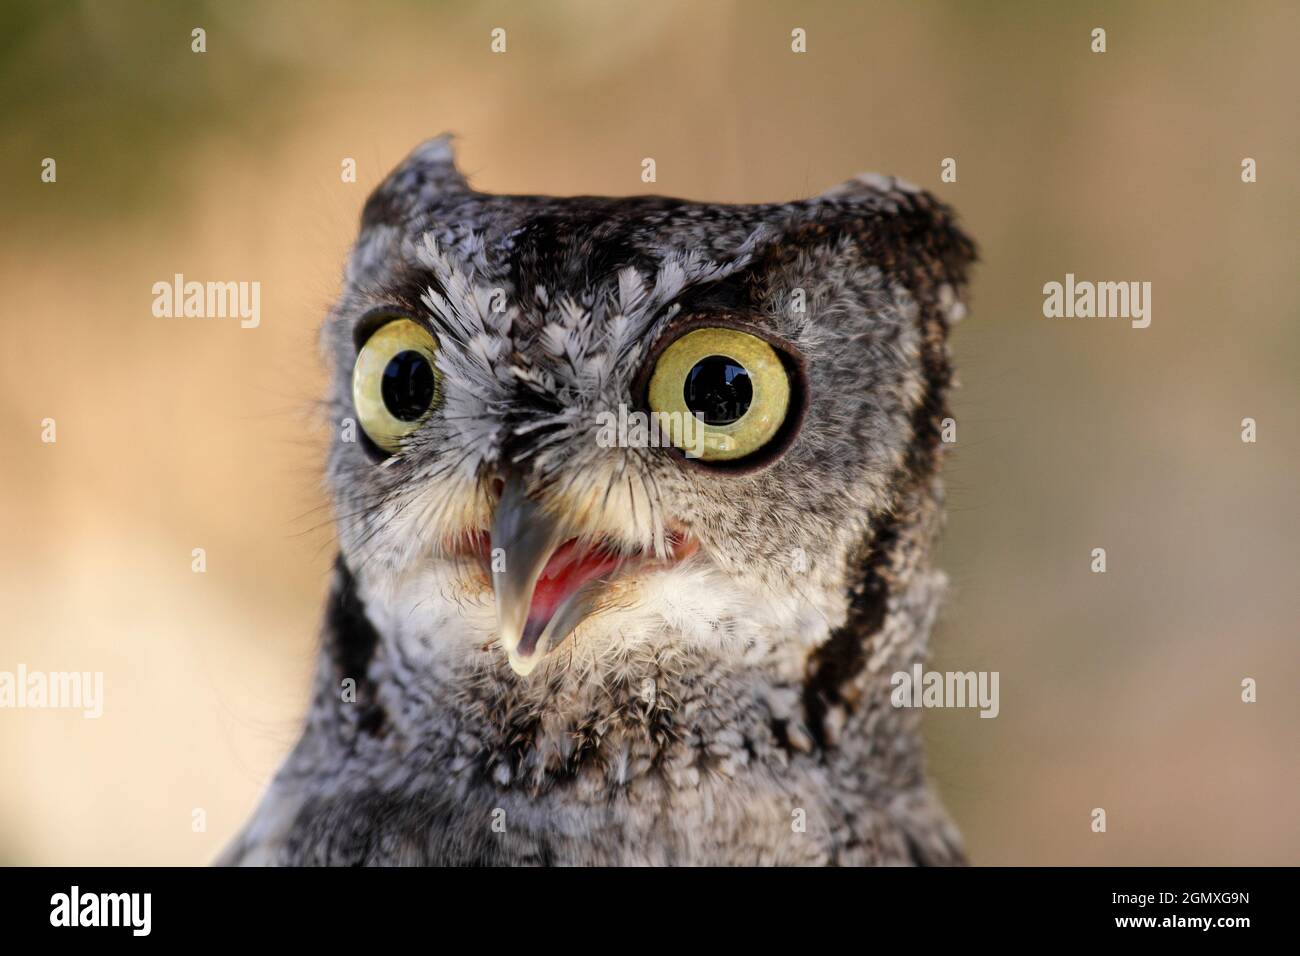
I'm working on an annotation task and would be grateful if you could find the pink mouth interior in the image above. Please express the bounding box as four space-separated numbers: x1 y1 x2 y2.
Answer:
457 528 697 653
529 540 624 627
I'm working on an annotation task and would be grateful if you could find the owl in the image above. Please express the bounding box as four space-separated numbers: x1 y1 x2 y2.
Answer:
219 136 976 865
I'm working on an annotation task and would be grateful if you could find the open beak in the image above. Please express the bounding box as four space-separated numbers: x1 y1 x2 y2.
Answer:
489 475 615 676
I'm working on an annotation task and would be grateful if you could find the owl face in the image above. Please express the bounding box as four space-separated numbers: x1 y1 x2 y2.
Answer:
322 138 973 678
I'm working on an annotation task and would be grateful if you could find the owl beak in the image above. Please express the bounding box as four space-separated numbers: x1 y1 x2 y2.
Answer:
489 475 607 677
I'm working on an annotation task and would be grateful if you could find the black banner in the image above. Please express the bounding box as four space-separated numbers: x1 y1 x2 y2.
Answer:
0 867 1283 942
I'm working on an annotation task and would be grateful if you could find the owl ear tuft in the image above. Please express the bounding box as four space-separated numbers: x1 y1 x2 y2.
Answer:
806 171 977 304
818 171 925 207
361 134 471 229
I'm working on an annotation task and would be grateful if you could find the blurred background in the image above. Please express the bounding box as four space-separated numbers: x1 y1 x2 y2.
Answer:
1 0 1296 865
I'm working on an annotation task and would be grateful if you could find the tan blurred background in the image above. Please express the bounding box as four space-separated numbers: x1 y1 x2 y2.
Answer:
1 0 1296 865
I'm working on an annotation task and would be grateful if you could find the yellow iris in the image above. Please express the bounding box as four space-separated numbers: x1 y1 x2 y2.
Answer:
646 327 790 462
351 318 441 453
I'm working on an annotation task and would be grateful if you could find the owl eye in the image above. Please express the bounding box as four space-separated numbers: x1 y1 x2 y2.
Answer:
646 327 792 463
351 318 441 454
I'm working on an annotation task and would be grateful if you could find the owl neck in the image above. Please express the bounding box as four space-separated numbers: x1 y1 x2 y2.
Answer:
799 472 948 751
310 493 944 796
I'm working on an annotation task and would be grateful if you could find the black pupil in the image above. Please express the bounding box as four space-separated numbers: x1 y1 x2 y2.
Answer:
381 350 435 421
684 355 752 425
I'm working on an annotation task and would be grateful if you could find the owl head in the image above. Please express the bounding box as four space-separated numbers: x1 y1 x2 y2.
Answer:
321 136 974 683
